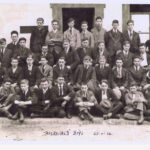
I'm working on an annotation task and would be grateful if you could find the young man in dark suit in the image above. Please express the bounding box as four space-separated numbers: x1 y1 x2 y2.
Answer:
94 80 123 119
105 20 123 65
53 57 72 85
45 19 63 63
123 20 140 54
13 79 38 123
0 38 13 68
128 56 147 91
30 18 48 55
116 41 134 70
7 30 19 53
5 58 23 88
59 40 80 73
51 75 75 119
13 37 31 67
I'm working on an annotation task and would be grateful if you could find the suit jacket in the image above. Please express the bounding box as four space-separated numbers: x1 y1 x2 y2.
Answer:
59 47 80 71
95 65 111 84
111 67 128 88
30 26 48 53
80 30 94 48
15 88 38 104
38 64 53 83
128 66 147 87
64 28 81 49
105 29 123 56
123 30 140 54
5 67 23 84
76 47 94 64
95 89 117 104
0 67 5 85
0 47 13 68
51 84 74 106
91 27 106 46
24 65 41 86
53 65 72 83
74 65 96 84
116 51 134 69
7 42 19 53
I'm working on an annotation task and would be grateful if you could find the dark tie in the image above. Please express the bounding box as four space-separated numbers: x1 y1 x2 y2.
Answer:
1 48 3 57
70 29 72 35
42 66 45 73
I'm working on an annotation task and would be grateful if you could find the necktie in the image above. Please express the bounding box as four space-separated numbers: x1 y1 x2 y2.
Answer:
61 85 63 96
42 66 45 73
129 31 133 40
70 28 72 35
1 48 3 56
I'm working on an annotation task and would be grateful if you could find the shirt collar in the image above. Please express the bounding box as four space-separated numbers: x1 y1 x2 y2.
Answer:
53 29 57 33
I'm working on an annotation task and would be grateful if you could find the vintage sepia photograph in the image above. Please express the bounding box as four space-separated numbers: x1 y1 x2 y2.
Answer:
0 0 150 149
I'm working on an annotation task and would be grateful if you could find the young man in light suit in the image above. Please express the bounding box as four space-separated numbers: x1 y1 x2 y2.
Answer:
64 18 81 50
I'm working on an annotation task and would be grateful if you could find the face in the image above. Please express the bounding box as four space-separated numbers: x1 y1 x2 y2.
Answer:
112 23 119 30
123 43 130 51
130 86 137 93
139 46 146 54
0 42 6 49
11 33 18 42
68 21 75 28
101 82 108 90
63 42 70 49
82 40 89 48
81 23 88 31
41 81 49 90
58 59 65 67
127 22 134 31
19 40 26 47
37 20 44 27
42 46 48 53
11 59 18 67
4 82 11 89
83 59 91 66
81 85 88 92
99 58 106 65
57 77 65 84
40 58 47 65
20 83 29 91
96 19 102 27
134 58 140 66
26 57 33 65
116 60 123 68
98 43 105 50
52 21 58 30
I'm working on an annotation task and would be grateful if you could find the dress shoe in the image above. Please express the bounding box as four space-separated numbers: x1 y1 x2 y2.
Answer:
19 112 24 123
86 112 94 123
79 113 85 120
137 116 144 125
11 112 19 120
30 113 41 118
103 114 108 120
66 113 72 119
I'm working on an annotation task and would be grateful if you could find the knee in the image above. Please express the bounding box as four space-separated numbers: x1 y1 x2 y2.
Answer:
58 109 66 118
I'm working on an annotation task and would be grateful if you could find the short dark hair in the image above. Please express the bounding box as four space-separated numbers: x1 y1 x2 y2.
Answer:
96 16 102 20
20 79 29 85
101 80 108 85
58 57 65 61
130 82 137 87
0 38 6 44
67 18 75 23
51 19 59 24
11 57 18 62
19 37 26 42
127 20 134 25
123 41 130 45
139 43 146 47
42 44 48 47
40 56 47 60
37 17 44 23
11 30 18 36
27 53 34 59
40 78 49 83
133 56 140 60
81 21 88 25
116 57 123 62
112 20 119 24
4 78 12 83
81 37 89 42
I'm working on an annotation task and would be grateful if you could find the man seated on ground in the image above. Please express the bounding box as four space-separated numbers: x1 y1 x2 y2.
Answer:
74 55 96 92
94 80 123 120
30 78 53 118
124 83 147 125
75 83 97 122
51 75 75 119
0 79 16 119
13 79 38 123
53 57 72 85
38 56 53 88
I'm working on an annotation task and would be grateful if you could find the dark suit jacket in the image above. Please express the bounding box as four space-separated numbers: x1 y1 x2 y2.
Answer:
30 26 48 53
74 65 96 84
24 65 41 87
111 67 128 88
105 29 123 56
95 65 111 85
5 67 23 84
95 89 117 104
51 84 75 106
123 30 140 54
7 42 19 53
53 65 72 83
59 48 80 71
0 48 13 68
128 66 146 87
76 47 94 64
116 51 134 69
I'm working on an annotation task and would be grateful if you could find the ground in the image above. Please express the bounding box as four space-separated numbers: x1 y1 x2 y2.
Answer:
1 116 150 143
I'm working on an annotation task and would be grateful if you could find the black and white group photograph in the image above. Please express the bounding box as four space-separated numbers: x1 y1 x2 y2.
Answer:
0 0 150 149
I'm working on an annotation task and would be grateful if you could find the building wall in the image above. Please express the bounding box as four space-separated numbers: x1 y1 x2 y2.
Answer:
0 2 123 48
